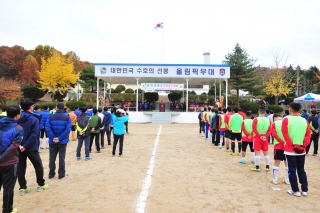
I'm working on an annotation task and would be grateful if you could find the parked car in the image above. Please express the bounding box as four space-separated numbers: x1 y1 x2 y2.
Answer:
278 99 285 105
241 96 260 103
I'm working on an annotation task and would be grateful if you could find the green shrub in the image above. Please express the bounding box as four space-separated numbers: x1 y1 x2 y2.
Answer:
199 94 207 102
188 94 199 103
66 101 87 111
240 102 260 114
21 84 45 102
125 88 134 93
80 93 96 102
112 93 141 102
268 105 283 113
38 102 57 110
228 94 237 106
265 96 275 105
0 104 7 110
145 92 159 102
168 92 181 102
115 85 126 93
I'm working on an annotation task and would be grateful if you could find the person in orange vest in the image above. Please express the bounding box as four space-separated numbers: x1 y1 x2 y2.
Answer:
69 108 77 141
239 111 255 164
205 107 212 140
251 107 272 172
281 102 311 197
224 106 233 152
228 107 243 156
201 107 207 137
270 113 289 185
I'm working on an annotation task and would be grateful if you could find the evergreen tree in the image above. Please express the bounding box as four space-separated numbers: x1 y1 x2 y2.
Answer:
283 65 297 96
21 84 45 102
79 65 104 92
223 43 262 106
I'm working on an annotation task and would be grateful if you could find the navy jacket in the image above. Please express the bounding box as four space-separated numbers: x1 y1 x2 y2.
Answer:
103 111 112 130
17 111 40 151
33 110 42 129
301 112 310 120
0 117 24 166
40 110 50 129
46 110 72 145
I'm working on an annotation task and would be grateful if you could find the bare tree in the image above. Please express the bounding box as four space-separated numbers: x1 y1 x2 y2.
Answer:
271 47 290 69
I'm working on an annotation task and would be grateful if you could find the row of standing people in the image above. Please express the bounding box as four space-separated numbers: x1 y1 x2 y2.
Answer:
199 103 311 197
0 99 129 213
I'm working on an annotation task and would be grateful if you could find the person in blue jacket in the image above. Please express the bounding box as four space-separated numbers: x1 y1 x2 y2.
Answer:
17 98 49 196
112 109 129 157
301 109 310 120
74 106 81 117
0 105 23 213
46 102 71 179
86 106 93 117
102 107 112 146
39 105 50 149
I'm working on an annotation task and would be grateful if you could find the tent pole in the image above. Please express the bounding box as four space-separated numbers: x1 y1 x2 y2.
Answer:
96 77 100 108
214 79 216 105
135 78 140 112
185 79 189 112
225 79 228 107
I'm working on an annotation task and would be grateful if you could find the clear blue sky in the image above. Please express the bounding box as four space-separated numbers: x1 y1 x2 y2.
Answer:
0 0 319 69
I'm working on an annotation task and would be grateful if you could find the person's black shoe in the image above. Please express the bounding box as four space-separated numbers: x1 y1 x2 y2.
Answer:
48 175 55 179
59 174 69 179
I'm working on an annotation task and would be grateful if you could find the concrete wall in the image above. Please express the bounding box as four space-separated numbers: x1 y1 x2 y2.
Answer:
127 112 199 124
128 112 152 123
171 112 198 124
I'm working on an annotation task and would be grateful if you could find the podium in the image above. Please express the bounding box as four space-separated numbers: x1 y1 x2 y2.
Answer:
159 103 165 112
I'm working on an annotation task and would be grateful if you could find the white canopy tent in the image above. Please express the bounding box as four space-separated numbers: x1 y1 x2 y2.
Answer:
294 93 320 109
94 63 231 112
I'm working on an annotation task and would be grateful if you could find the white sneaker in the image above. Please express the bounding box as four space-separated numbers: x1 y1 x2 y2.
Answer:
283 179 290 185
270 179 278 185
302 191 308 196
287 190 301 197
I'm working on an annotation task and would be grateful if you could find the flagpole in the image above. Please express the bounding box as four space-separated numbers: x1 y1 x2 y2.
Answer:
162 19 164 64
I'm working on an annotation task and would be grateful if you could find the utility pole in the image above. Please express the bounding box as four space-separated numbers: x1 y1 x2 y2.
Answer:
296 66 300 96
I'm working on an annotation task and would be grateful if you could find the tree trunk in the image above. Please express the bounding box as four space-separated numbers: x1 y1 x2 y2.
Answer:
52 93 55 102
237 88 239 106
275 96 279 105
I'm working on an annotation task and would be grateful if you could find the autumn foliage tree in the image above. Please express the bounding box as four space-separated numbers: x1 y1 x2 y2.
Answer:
0 45 31 79
0 77 22 104
37 51 79 101
32 45 55 65
19 55 40 85
264 69 295 104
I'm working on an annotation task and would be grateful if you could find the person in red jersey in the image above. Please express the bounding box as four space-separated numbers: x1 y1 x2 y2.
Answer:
251 107 272 172
270 114 289 185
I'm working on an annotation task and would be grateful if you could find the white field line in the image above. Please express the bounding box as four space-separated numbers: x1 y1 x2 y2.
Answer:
130 131 194 134
135 125 162 213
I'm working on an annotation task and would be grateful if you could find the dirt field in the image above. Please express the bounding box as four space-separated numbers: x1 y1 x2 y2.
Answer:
7 124 320 213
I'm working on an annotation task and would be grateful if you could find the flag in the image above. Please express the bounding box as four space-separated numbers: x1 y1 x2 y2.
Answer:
154 22 163 29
